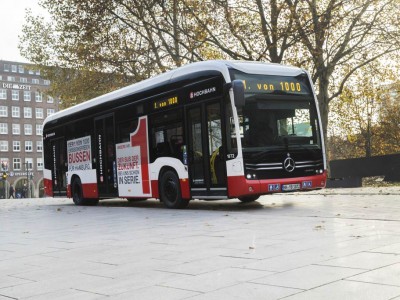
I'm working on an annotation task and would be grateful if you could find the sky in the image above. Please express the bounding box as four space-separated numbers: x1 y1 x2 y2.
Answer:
0 0 49 63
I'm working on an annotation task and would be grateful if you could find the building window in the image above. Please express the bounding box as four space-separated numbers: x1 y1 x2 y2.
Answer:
13 141 20 152
35 92 42 102
25 141 33 152
36 124 43 135
25 158 33 170
24 91 31 101
47 108 55 116
12 106 20 118
0 106 8 117
0 123 8 134
24 124 32 135
13 158 21 170
12 124 20 135
12 90 19 100
37 157 43 170
8 76 16 82
20 77 28 83
44 80 50 85
0 89 7 99
47 96 54 103
4 64 10 72
36 140 43 152
24 107 32 118
35 108 44 119
32 78 40 84
28 69 34 75
18 65 24 73
0 141 8 152
11 65 17 72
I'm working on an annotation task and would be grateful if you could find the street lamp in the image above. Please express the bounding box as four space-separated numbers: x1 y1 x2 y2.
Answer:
24 161 31 198
1 160 8 198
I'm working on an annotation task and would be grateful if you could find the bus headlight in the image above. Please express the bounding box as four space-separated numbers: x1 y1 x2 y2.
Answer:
246 173 257 179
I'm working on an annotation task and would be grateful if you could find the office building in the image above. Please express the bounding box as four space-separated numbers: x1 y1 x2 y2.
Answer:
0 60 59 198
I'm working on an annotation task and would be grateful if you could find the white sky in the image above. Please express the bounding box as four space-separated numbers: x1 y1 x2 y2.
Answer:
0 0 49 63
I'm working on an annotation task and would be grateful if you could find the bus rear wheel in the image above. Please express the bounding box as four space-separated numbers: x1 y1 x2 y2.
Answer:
72 178 98 206
238 195 260 203
159 170 189 209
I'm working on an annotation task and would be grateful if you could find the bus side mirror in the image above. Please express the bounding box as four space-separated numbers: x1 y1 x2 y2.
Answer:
231 80 245 107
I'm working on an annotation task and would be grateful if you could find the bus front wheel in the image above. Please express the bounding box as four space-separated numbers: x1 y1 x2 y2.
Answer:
159 170 189 209
72 178 98 206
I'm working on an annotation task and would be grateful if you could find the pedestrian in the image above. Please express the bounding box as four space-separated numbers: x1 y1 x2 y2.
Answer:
9 185 14 199
22 183 27 198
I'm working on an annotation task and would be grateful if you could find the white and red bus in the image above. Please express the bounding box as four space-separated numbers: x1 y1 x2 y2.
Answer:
43 61 326 208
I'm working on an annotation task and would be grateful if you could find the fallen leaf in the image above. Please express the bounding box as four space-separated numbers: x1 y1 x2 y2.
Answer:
314 225 325 230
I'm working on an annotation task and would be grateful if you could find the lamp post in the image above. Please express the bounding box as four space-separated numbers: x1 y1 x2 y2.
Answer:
1 161 8 198
24 162 30 198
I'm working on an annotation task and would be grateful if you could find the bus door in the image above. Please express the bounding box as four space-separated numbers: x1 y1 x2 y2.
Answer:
187 101 227 198
94 115 118 196
51 138 67 197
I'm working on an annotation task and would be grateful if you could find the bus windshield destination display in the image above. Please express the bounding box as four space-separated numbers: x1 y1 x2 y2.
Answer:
153 96 178 110
233 73 311 96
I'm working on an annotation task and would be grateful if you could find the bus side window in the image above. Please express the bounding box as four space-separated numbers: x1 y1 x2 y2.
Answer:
117 119 138 143
150 110 183 162
152 125 183 160
170 135 183 159
226 96 238 157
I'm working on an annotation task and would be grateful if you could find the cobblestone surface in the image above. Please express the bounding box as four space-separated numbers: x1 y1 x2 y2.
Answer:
1 187 400 299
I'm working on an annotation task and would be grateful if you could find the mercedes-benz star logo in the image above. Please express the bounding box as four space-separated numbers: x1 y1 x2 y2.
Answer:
283 157 295 172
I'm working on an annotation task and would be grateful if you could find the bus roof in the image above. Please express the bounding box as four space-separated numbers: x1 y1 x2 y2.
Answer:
43 60 305 126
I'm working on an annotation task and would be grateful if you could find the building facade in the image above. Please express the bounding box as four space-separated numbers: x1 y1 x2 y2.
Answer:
0 60 59 198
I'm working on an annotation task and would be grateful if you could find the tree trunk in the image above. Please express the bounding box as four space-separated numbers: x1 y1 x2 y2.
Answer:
317 76 330 144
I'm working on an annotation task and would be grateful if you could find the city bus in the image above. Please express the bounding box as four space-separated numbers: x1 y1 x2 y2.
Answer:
43 60 326 208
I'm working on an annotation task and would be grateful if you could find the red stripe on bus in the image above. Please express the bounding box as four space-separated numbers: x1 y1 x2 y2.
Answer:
180 179 190 199
67 183 98 199
227 172 327 198
151 180 159 198
44 178 53 197
131 117 151 195
82 183 99 199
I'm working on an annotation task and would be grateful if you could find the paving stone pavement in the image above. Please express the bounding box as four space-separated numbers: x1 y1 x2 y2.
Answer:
1 187 400 299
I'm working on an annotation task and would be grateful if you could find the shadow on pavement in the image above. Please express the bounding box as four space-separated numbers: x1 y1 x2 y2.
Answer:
94 198 294 212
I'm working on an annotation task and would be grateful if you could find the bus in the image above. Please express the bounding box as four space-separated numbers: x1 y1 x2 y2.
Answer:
43 60 326 208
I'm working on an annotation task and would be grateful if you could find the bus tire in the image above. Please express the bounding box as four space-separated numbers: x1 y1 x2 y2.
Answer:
159 170 189 209
238 195 260 203
72 177 98 206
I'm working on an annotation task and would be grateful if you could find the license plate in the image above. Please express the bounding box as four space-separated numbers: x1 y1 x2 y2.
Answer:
282 183 301 191
268 184 281 192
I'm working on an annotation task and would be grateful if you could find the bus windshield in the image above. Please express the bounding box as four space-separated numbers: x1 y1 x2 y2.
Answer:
231 72 322 152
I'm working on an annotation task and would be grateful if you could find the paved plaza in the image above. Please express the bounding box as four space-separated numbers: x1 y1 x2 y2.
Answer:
1 187 400 299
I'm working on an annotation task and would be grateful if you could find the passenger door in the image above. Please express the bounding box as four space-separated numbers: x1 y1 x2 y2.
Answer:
186 101 227 199
51 138 67 197
94 115 118 196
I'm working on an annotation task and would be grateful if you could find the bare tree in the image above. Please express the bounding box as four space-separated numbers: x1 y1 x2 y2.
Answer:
285 0 400 138
20 0 399 133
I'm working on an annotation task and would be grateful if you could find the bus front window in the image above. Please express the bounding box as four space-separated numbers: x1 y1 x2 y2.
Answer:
239 99 320 150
